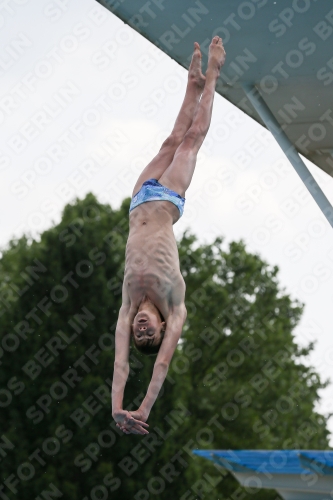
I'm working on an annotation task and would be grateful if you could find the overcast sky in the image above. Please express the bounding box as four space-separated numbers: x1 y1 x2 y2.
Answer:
2 0 333 440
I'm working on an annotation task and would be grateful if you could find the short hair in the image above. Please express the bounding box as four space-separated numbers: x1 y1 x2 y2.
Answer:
133 331 165 356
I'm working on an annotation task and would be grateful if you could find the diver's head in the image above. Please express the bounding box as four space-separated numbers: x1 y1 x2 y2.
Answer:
132 307 166 356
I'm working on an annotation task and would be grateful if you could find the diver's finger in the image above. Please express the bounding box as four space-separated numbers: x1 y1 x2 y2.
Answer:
130 418 149 427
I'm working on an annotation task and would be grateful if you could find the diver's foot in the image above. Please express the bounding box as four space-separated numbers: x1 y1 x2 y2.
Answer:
207 36 226 73
188 42 206 89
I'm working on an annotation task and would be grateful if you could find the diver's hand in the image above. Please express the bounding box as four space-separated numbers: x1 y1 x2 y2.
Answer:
119 409 149 435
113 409 149 435
129 408 149 423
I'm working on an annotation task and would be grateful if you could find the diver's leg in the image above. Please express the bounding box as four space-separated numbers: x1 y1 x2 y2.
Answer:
132 43 205 196
159 37 226 197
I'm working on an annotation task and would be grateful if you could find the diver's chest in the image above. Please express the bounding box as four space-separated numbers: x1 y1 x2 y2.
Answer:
125 266 173 303
126 247 174 277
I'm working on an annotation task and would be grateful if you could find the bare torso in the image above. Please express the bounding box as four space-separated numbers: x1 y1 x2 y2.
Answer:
124 201 185 319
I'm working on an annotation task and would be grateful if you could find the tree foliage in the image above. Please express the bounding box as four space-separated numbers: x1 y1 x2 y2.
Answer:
0 194 329 500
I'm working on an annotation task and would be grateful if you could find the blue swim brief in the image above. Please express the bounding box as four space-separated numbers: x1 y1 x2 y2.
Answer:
129 179 185 217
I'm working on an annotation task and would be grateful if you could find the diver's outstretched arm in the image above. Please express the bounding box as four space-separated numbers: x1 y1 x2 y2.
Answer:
112 306 131 414
137 305 187 420
117 306 186 435
112 305 149 434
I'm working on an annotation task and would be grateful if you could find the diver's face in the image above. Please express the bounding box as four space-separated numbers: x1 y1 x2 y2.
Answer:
132 311 163 345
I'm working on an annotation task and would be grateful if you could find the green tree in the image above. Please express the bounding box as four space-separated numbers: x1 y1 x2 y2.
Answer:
0 194 329 500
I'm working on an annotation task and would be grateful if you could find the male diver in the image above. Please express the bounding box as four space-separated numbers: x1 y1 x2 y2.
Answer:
112 37 226 435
